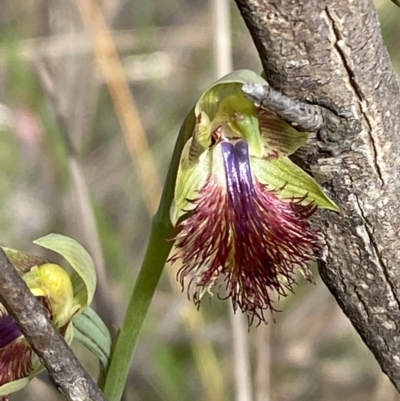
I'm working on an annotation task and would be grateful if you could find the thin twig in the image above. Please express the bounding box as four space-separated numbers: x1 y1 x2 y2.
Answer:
242 82 325 132
0 249 108 401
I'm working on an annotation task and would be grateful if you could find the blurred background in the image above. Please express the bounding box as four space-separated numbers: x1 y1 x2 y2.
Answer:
0 0 399 400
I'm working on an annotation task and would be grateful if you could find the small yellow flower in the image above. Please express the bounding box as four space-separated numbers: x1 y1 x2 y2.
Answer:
0 234 96 399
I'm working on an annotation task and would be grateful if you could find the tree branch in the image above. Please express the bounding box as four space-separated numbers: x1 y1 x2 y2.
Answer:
0 248 108 401
234 0 400 391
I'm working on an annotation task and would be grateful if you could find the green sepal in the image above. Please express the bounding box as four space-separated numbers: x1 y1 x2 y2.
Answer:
33 233 96 313
170 139 210 226
0 376 32 397
257 109 309 157
252 156 339 211
72 307 112 372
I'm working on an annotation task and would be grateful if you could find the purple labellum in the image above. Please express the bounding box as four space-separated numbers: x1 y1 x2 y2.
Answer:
0 316 22 349
0 315 33 389
0 297 54 389
221 140 256 207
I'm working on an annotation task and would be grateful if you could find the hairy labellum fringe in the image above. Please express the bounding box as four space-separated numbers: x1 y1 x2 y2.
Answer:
171 141 320 325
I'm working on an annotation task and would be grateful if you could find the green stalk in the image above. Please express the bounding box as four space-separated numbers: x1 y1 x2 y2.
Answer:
103 111 195 401
103 218 173 401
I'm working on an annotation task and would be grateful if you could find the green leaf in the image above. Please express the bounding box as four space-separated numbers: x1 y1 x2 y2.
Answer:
252 156 339 211
73 307 112 371
33 234 96 311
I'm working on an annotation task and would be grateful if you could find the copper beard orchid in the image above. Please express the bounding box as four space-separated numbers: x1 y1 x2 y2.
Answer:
0 234 97 400
170 70 338 324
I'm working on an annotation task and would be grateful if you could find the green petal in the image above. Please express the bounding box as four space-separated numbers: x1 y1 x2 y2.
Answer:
170 139 211 226
33 234 96 312
214 94 264 158
252 156 339 211
257 109 309 157
1 247 48 275
73 307 112 372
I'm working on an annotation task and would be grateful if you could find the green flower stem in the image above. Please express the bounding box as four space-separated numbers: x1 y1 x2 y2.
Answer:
103 111 195 401
103 218 174 401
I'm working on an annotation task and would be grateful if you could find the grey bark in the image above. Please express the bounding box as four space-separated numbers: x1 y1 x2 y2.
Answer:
234 0 400 391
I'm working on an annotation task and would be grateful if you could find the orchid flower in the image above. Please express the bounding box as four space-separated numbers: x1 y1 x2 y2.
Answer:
0 234 97 400
170 70 338 325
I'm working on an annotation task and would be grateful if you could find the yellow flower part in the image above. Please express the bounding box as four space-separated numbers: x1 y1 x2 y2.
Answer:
0 234 97 399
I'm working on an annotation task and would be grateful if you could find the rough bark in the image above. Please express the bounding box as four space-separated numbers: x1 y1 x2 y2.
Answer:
234 0 400 391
